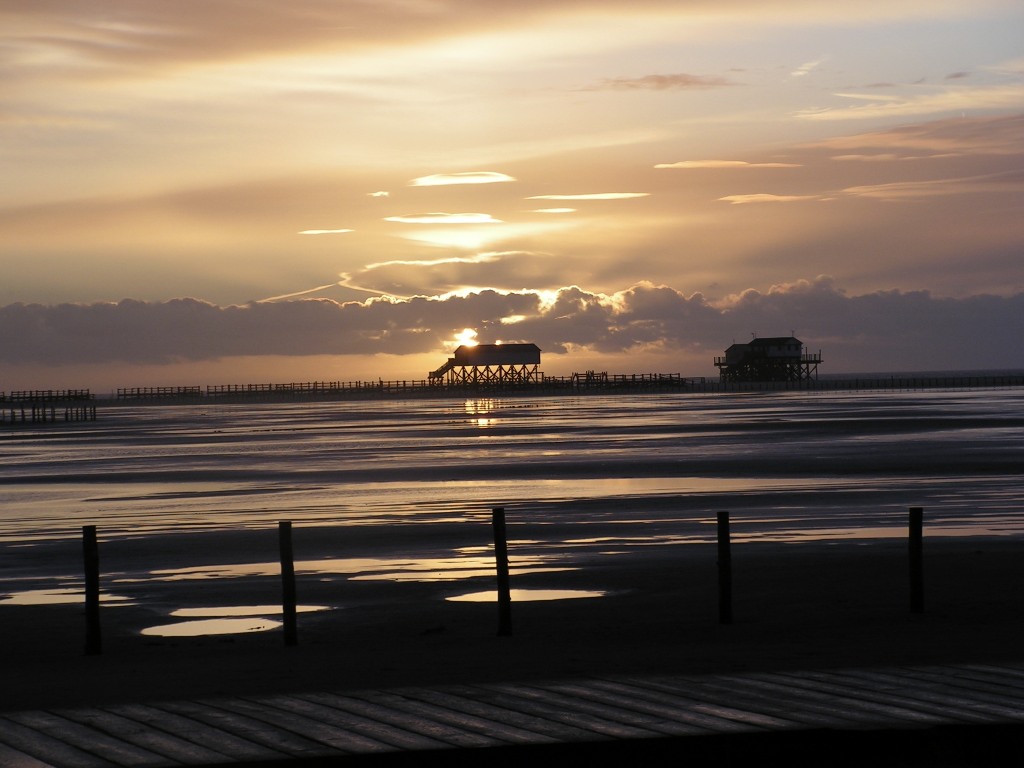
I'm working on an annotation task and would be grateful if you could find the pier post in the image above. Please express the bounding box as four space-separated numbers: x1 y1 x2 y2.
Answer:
491 507 513 636
909 507 924 614
83 525 102 655
279 521 298 646
717 511 733 625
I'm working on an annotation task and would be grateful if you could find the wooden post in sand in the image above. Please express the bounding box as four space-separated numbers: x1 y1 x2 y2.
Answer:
717 511 733 625
908 507 924 614
279 521 298 646
83 525 102 655
492 507 513 636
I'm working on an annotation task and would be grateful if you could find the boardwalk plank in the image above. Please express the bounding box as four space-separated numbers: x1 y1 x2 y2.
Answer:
304 691 504 749
344 689 558 746
635 673 890 726
392 686 603 743
3 711 167 768
744 671 950 725
156 701 325 759
821 669 1021 722
961 663 1024 681
598 675 856 729
538 679 785 733
0 714 120 768
473 681 696 738
921 663 1024 694
702 673 936 725
567 678 800 730
0 736 63 768
795 669 1016 723
104 704 286 765
210 697 387 754
258 694 450 751
889 668 1024 712
424 684 639 740
4 662 1024 768
56 708 234 766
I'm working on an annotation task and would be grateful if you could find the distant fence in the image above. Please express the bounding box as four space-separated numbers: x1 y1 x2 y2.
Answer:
78 506 932 652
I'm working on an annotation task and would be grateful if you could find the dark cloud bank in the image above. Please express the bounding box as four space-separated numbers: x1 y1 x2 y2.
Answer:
2 279 1022 375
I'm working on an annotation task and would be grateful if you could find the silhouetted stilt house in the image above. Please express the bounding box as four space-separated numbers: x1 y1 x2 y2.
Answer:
429 343 542 386
715 336 822 382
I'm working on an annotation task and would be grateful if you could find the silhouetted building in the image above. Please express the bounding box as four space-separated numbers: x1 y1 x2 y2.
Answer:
714 336 822 382
430 343 542 385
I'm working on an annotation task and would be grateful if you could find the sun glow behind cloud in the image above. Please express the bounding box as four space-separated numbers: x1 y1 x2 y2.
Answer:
3 2 1024 387
453 328 478 347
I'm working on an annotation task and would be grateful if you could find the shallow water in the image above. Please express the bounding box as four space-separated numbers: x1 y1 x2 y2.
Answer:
2 389 1023 631
2 389 1022 543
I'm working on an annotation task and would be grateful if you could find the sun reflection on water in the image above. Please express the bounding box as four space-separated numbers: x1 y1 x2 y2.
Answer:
0 588 132 606
142 617 282 637
126 553 571 583
141 604 329 637
447 588 604 603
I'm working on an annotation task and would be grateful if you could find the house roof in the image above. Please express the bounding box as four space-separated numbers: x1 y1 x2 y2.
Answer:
749 336 801 347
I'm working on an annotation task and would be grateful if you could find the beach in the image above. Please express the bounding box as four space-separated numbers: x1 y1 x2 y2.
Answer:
3 532 1024 714
2 389 1023 715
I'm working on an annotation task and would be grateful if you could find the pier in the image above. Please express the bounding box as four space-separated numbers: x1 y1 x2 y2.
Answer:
108 373 1024 404
5 373 1022 418
0 390 96 424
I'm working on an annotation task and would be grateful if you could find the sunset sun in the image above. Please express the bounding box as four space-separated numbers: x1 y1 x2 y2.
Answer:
453 328 479 348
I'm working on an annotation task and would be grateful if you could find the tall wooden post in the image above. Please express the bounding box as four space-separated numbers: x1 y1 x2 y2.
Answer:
279 521 298 646
83 525 102 655
492 507 512 636
717 511 733 625
908 507 924 614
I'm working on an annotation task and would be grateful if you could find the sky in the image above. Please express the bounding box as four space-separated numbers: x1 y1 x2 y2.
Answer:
2 1 1024 393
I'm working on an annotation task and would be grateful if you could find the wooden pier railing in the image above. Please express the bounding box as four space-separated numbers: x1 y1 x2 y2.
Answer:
117 373 1024 402
10 373 1024 416
1 390 96 424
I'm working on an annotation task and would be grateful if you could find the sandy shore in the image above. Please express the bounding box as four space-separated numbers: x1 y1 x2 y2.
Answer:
3 532 1024 714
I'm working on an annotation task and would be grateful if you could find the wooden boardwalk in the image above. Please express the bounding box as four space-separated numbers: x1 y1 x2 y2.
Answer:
2 662 1024 767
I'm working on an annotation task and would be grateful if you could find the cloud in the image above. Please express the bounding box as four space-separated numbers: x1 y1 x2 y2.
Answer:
791 58 826 77
409 172 516 186
339 253 506 297
654 160 800 169
812 113 1024 157
339 250 567 298
384 213 503 224
595 73 734 90
3 280 1021 377
367 191 390 198
797 84 1024 121
532 208 577 213
840 170 1024 201
260 284 342 302
298 229 353 235
718 194 819 204
830 154 904 162
525 193 649 200
718 166 1024 206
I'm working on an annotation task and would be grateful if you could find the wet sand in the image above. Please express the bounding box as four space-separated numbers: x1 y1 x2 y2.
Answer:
3 532 1023 714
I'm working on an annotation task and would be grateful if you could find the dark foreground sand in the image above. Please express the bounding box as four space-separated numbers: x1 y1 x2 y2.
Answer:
2 536 1023 715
